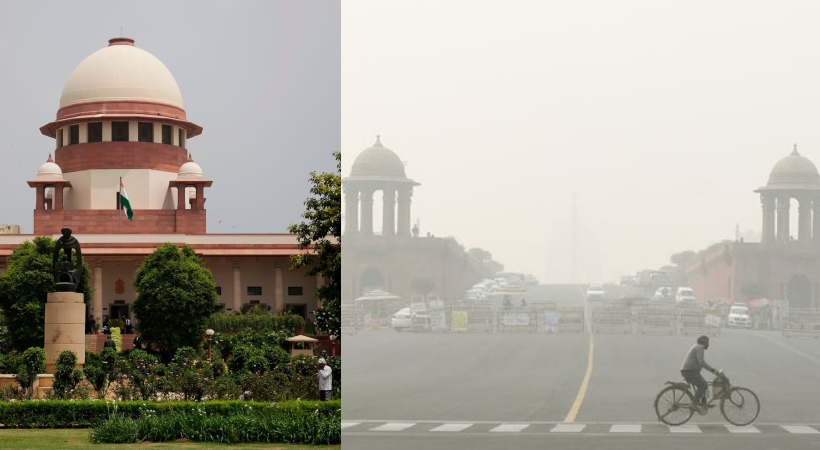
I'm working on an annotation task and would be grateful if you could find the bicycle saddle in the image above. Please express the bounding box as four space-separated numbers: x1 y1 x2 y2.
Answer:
665 381 689 389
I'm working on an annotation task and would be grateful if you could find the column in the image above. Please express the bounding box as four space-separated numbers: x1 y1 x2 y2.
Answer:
813 198 820 242
195 185 204 209
35 185 45 210
93 261 103 321
799 197 811 242
397 187 412 237
382 188 396 236
232 262 241 313
761 194 775 243
344 187 359 235
776 195 790 243
177 185 187 210
360 189 374 235
54 185 64 211
274 263 284 314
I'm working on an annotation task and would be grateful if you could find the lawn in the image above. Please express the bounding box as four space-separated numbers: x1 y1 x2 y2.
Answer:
0 429 341 449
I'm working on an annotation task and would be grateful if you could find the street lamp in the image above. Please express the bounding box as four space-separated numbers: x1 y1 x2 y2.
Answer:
205 329 215 362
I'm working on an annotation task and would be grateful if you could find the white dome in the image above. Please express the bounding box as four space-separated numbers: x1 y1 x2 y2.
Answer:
178 155 204 179
36 155 63 180
60 38 183 109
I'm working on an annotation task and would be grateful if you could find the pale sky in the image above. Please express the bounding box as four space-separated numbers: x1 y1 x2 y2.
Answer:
0 1 339 235
342 0 820 283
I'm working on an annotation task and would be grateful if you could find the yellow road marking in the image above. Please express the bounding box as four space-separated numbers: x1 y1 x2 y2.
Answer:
564 297 594 423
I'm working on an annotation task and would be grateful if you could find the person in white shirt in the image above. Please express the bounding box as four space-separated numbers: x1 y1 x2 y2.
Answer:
317 358 333 401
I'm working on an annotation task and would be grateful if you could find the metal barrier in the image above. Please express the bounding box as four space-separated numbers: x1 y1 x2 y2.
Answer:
591 307 632 334
497 311 537 333
783 309 820 339
678 308 718 336
556 306 585 333
636 307 677 335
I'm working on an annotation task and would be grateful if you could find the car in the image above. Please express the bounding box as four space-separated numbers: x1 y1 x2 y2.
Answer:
676 287 696 304
727 304 752 328
586 285 605 301
391 308 412 330
653 286 673 301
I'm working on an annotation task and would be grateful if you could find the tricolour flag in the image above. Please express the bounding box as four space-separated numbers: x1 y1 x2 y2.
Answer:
120 180 133 221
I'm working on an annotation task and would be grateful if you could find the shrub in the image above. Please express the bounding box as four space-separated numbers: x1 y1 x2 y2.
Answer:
108 318 125 331
89 405 341 444
14 347 45 399
207 314 305 334
0 400 340 429
263 345 291 373
51 350 83 399
0 352 20 373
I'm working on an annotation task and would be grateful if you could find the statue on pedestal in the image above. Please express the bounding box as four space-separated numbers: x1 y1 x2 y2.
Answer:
53 227 83 292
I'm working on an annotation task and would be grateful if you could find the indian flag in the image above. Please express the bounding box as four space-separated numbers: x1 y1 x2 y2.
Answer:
120 180 133 221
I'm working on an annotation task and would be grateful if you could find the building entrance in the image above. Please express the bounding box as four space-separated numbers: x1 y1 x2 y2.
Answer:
109 304 129 320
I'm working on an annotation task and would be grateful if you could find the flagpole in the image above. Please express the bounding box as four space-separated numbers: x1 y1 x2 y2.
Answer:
118 177 122 233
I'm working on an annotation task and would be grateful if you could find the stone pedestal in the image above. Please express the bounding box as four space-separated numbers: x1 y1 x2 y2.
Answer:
44 292 85 373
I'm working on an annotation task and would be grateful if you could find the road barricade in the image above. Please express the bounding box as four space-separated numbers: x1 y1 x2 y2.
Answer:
555 306 585 333
592 307 632 334
497 310 537 333
678 308 717 336
782 309 820 339
636 306 677 335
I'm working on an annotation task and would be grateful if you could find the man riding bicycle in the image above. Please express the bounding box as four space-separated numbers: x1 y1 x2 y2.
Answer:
680 335 722 413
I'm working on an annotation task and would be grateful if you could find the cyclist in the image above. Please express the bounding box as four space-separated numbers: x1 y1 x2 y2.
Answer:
680 335 722 413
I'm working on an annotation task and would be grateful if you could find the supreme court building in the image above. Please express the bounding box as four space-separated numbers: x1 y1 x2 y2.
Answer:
0 37 323 325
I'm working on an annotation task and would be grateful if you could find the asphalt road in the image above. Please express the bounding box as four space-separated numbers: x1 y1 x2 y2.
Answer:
343 316 820 449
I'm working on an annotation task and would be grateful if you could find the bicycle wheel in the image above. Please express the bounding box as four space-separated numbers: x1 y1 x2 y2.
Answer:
720 387 760 426
654 385 695 426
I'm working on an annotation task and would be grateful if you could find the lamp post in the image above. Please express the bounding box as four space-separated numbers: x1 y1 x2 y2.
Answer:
205 328 215 362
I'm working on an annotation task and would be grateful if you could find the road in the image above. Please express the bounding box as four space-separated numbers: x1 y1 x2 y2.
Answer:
343 318 820 449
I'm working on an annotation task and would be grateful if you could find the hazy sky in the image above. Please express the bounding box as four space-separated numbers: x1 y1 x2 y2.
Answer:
342 0 820 283
0 0 339 234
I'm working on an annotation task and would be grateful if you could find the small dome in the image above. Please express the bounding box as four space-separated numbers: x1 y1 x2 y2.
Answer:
36 154 63 180
350 136 407 178
767 147 820 187
178 153 204 179
60 37 183 109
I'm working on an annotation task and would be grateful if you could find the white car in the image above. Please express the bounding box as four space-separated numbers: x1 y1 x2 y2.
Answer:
391 308 413 330
727 305 752 328
676 287 696 304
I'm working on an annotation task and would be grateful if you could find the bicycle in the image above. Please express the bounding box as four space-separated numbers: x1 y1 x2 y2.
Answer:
654 372 760 426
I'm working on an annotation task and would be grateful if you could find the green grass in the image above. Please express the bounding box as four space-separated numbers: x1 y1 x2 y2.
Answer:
0 429 341 449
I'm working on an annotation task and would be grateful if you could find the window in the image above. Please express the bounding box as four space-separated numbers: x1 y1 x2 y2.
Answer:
288 286 303 296
69 125 79 145
138 122 153 142
88 122 102 142
247 286 262 296
178 129 184 147
213 304 225 314
162 125 172 144
112 122 129 141
215 286 222 296
57 129 63 148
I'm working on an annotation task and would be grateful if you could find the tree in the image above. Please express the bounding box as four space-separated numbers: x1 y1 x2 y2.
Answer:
131 243 217 362
0 237 92 352
288 152 341 338
670 251 697 267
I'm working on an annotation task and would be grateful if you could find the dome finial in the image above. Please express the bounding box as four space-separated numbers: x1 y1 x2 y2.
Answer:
46 153 53 163
792 143 799 156
374 135 383 147
187 153 193 162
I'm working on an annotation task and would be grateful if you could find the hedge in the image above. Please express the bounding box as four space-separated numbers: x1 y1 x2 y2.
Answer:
206 314 305 333
0 399 340 428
